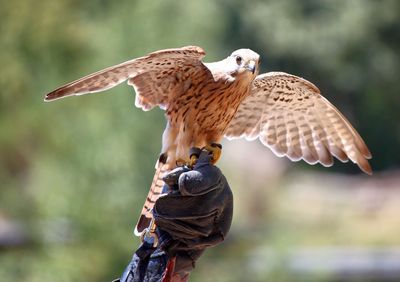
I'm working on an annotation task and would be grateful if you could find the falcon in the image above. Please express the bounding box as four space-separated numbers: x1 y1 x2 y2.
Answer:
44 46 372 234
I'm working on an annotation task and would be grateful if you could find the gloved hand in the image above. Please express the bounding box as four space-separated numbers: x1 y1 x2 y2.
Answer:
117 149 233 282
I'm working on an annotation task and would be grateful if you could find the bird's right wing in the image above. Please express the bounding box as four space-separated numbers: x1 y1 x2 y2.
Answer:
44 46 211 111
225 72 372 174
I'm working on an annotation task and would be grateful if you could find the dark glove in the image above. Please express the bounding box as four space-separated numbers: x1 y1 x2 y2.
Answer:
154 151 233 274
117 150 233 281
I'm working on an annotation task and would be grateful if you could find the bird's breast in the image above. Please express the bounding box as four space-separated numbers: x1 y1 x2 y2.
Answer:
162 77 252 164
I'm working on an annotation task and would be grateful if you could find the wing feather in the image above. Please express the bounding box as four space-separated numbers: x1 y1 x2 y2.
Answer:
286 112 302 161
225 72 372 174
44 46 209 111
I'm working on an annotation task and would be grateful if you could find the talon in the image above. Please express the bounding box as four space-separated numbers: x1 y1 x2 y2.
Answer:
188 147 202 168
189 147 202 159
204 143 222 164
188 154 198 168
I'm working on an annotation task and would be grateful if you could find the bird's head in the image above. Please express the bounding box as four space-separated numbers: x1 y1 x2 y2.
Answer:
226 49 260 78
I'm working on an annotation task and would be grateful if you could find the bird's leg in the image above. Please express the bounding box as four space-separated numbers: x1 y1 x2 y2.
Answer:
203 143 222 164
176 144 222 168
174 147 202 168
187 147 202 168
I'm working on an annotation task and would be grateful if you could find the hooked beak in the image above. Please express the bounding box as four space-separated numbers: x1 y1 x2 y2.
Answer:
246 60 256 74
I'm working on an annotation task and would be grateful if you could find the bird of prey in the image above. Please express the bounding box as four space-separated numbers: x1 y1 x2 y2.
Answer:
45 46 372 234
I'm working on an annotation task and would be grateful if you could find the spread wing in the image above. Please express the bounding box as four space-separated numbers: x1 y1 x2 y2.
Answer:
44 46 211 111
225 72 372 174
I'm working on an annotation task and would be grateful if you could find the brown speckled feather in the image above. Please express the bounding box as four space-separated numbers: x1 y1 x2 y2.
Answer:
45 46 207 111
225 72 372 174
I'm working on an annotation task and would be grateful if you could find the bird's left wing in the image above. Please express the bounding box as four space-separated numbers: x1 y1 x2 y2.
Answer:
225 72 372 174
44 46 210 111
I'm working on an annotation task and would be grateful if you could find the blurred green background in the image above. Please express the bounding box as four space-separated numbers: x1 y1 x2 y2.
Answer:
1 0 400 281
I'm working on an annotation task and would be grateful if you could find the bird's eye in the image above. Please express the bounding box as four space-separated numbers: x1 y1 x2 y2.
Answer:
236 56 242 65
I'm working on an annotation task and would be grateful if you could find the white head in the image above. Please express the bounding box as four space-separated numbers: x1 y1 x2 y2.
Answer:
222 49 260 78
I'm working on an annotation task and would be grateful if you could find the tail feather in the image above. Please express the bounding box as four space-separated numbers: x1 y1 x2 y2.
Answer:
134 154 171 235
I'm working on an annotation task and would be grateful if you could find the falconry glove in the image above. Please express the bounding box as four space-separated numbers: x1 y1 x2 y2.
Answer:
117 150 233 282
